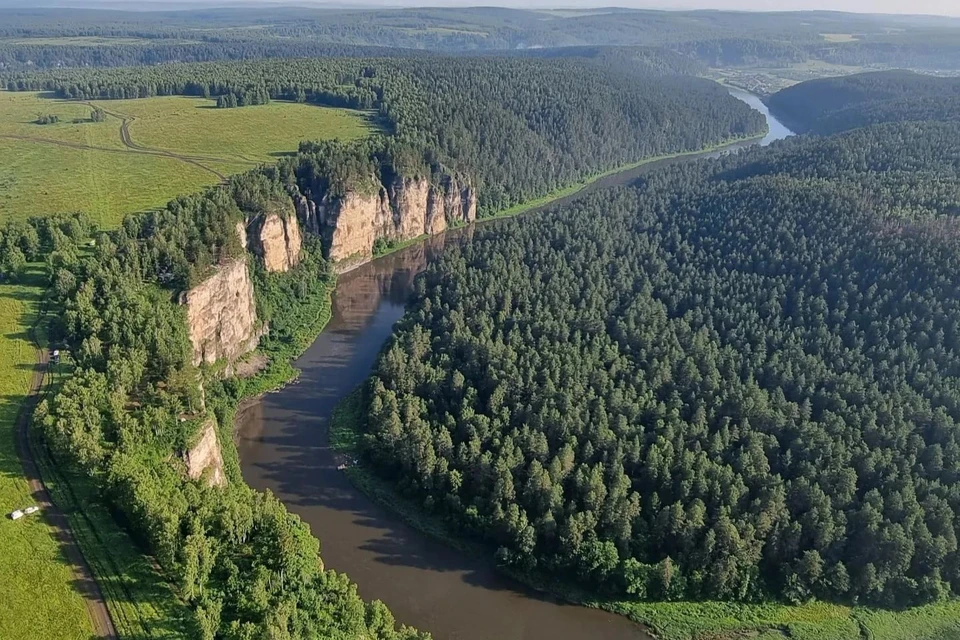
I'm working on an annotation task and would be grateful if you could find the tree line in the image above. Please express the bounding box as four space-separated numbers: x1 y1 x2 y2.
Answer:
2 7 959 70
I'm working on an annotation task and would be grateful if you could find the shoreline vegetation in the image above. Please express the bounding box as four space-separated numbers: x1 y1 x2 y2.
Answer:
316 131 960 639
481 132 767 223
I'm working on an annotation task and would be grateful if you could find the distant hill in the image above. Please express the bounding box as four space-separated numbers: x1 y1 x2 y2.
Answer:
767 70 960 134
1 6 960 69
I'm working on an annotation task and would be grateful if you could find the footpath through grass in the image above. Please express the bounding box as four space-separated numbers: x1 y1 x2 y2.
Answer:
33 361 191 639
0 264 190 639
331 389 960 640
0 266 93 640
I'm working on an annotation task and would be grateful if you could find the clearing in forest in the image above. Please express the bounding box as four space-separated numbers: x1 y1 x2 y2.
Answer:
0 90 375 227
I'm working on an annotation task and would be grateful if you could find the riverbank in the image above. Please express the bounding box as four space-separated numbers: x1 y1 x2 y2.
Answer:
328 131 768 273
244 130 771 393
485 132 766 222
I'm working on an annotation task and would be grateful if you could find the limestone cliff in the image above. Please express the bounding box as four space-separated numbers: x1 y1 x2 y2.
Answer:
297 176 476 265
249 205 303 273
181 257 262 366
182 418 226 487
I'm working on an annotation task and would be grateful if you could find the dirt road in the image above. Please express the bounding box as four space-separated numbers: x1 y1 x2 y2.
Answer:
13 346 118 639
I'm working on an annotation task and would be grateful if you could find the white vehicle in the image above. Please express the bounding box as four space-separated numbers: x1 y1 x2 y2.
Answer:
24 506 39 515
9 510 24 520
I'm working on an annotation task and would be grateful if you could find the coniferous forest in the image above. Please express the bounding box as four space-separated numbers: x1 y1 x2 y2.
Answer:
361 98 960 609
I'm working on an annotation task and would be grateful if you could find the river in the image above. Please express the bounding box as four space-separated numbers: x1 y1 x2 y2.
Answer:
235 89 794 640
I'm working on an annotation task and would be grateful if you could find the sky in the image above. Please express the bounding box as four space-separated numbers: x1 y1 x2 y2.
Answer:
14 0 960 18
635 1 960 15
402 1 960 16
215 0 960 18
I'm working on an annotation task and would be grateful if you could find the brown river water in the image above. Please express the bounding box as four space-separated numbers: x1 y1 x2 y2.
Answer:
235 89 793 640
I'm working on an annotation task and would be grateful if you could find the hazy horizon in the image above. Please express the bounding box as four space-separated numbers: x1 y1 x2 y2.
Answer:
4 0 960 17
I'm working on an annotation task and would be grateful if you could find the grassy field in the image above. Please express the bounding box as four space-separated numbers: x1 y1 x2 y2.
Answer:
98 95 374 163
0 266 93 640
0 137 247 228
0 90 374 227
331 389 960 640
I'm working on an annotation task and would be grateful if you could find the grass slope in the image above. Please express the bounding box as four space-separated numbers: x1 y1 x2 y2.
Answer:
0 136 232 229
0 266 93 640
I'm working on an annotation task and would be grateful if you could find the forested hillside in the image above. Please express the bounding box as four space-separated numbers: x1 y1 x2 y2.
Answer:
767 70 960 134
360 115 960 609
0 47 772 638
5 55 763 214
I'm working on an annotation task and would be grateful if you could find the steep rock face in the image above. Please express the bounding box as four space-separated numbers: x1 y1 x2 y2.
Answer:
250 210 302 273
302 176 476 264
182 418 226 487
182 257 261 366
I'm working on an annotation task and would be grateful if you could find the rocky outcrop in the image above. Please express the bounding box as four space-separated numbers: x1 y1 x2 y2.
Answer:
249 208 302 273
298 176 476 265
182 418 226 487
181 258 262 366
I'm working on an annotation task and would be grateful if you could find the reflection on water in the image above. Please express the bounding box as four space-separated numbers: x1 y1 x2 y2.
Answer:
236 89 793 640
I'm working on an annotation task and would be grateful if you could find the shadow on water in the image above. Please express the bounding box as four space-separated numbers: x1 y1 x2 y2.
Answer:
236 89 794 640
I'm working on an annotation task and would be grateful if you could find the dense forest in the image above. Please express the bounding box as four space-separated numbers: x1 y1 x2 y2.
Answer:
1 7 959 70
766 70 960 134
359 108 960 608
5 54 764 214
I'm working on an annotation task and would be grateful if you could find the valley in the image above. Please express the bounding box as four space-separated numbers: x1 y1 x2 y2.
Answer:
1 6 960 640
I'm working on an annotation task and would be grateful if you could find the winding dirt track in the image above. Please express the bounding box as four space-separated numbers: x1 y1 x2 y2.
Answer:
13 346 118 639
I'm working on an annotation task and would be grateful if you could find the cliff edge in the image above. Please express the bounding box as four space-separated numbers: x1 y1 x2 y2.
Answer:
182 418 226 487
296 176 476 265
249 205 303 273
